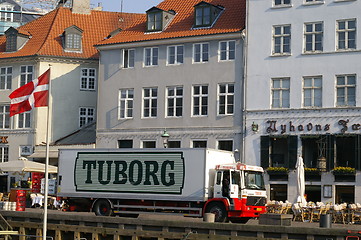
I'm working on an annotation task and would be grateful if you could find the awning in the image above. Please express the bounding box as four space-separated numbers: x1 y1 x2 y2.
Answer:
28 151 58 159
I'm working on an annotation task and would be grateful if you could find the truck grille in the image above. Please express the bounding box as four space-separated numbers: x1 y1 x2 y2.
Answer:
246 196 267 206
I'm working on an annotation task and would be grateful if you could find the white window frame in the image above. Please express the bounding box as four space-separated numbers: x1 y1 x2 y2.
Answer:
20 65 34 86
79 107 95 127
166 86 183 117
336 19 356 50
17 112 31 129
167 45 184 65
192 85 208 116
304 22 323 53
219 40 236 61
80 68 96 91
271 78 290 109
303 76 322 108
119 89 134 119
193 43 209 63
336 74 356 107
218 83 234 115
0 66 12 90
0 105 10 129
144 47 159 67
143 87 158 118
273 0 291 7
272 25 291 55
66 33 81 50
123 49 135 69
0 6 13 22
0 145 9 163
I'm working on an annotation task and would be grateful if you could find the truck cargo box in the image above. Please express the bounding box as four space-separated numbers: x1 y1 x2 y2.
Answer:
57 148 235 202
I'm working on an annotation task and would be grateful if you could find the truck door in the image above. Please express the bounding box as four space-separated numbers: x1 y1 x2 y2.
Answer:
213 171 223 198
213 170 238 199
230 170 239 199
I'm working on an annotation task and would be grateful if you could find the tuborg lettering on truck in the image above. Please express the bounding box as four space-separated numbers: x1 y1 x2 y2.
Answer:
75 152 185 194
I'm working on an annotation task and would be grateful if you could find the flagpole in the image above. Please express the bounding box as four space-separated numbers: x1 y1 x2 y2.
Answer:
42 67 51 240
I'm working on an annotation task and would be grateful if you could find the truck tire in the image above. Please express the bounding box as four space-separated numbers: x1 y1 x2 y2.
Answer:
205 202 228 223
93 199 113 216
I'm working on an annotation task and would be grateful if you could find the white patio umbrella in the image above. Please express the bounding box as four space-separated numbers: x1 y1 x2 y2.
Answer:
295 156 307 205
0 157 57 173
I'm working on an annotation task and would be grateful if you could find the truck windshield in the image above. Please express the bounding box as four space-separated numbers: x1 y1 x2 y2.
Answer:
244 171 265 190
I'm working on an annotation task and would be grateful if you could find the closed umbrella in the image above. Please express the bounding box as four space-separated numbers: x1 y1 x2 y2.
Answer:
0 157 57 173
296 156 307 205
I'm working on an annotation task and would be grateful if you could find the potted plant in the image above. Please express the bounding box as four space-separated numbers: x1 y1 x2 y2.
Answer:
332 166 356 182
305 168 321 181
266 167 289 181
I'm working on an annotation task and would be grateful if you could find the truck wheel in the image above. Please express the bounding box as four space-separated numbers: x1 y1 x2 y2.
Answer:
93 199 113 216
205 203 228 223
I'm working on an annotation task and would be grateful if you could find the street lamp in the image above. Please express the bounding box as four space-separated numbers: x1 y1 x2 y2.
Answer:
161 130 169 148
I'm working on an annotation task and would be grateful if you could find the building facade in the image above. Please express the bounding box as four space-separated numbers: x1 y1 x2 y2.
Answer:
246 0 361 203
96 0 246 156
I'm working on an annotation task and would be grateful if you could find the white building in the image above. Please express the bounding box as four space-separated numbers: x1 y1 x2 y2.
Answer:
246 0 361 203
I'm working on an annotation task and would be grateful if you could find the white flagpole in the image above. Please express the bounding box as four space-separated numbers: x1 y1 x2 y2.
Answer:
42 67 51 240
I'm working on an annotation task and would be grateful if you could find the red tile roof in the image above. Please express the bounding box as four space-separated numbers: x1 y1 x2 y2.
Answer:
97 0 246 46
0 8 144 59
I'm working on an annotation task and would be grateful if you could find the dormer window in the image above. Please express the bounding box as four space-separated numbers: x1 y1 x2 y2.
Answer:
0 5 14 22
194 2 223 28
63 25 83 52
5 27 30 52
146 7 176 32
6 32 16 51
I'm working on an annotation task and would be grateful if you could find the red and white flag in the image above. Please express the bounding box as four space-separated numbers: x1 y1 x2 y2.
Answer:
9 69 50 117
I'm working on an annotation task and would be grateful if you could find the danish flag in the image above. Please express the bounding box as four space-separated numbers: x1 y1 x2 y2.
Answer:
9 69 50 117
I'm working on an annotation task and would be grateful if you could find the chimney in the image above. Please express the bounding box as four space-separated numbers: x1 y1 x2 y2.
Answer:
72 0 91 14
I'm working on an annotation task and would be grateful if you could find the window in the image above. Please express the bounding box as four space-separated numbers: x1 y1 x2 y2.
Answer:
218 83 234 115
118 140 133 148
20 66 34 86
337 19 356 50
0 106 10 129
218 140 233 151
304 22 323 52
195 5 211 27
193 43 209 63
5 33 16 52
192 85 208 116
0 6 13 22
193 140 207 148
143 141 156 148
123 49 135 68
147 11 162 31
303 76 322 107
167 45 184 65
66 33 81 50
0 146 9 163
272 78 290 108
168 141 181 148
79 107 95 127
119 89 134 119
143 87 157 118
273 0 291 6
336 75 356 106
144 47 159 66
80 68 96 90
166 86 183 117
273 25 291 55
18 112 31 128
0 67 12 90
304 0 323 3
219 41 236 61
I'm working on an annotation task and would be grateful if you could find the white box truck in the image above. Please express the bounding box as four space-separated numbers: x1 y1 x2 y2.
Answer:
57 148 267 223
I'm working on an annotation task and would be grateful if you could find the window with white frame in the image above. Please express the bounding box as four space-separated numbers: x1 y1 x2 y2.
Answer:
0 105 10 129
337 19 356 50
304 0 323 3
193 43 209 63
20 66 34 86
79 107 95 127
143 87 157 118
80 68 96 90
219 41 236 61
336 74 356 106
273 25 291 55
0 6 13 22
192 85 208 116
0 67 12 90
144 47 159 66
0 146 9 163
303 76 322 107
119 89 134 119
167 45 184 65
18 112 31 128
218 83 234 115
304 22 323 52
66 33 81 50
271 78 290 108
123 49 135 68
273 0 291 6
166 86 183 117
